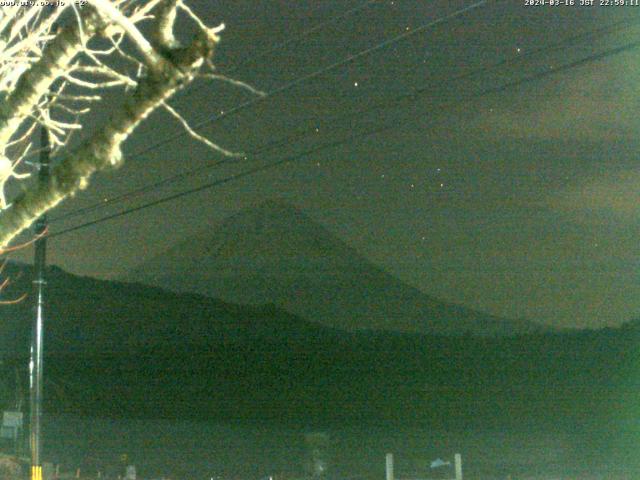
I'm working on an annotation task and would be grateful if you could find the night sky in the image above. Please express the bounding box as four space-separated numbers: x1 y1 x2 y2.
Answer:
11 0 640 329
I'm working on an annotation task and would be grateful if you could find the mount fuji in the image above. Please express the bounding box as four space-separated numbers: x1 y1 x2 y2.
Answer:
126 199 546 336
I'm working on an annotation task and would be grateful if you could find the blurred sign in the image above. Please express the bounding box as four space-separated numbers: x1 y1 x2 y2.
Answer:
430 458 451 469
0 411 22 439
125 465 136 480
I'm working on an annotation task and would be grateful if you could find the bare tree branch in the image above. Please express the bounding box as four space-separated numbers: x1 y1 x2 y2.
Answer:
162 101 242 157
0 0 262 250
0 7 222 247
0 7 106 150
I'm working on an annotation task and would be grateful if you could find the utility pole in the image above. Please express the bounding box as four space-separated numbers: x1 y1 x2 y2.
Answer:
30 125 50 480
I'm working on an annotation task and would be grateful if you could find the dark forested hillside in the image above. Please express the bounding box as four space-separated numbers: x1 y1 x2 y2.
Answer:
0 262 637 439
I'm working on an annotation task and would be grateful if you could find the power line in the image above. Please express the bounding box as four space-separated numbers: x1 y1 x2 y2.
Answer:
223 0 381 73
48 39 639 240
124 1 488 159
164 0 381 102
25 1 382 196
50 133 300 222
48 131 382 238
50 15 637 224
467 40 640 98
49 0 488 224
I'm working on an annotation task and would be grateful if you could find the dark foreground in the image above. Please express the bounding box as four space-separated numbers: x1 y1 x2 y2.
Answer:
0 416 626 480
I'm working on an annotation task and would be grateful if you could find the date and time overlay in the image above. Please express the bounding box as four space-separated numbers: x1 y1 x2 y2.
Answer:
2 0 639 8
526 0 640 6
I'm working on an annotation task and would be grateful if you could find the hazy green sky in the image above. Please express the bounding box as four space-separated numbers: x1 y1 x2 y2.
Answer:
11 0 640 329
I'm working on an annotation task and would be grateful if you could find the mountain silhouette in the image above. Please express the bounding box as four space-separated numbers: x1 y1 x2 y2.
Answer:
0 261 630 431
127 199 546 336
0 261 342 357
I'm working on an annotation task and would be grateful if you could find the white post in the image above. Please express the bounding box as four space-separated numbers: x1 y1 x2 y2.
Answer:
385 453 394 480
454 453 462 480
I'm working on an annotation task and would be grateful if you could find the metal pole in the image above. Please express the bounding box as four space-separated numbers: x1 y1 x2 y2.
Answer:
30 125 50 480
454 453 462 480
385 453 394 480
